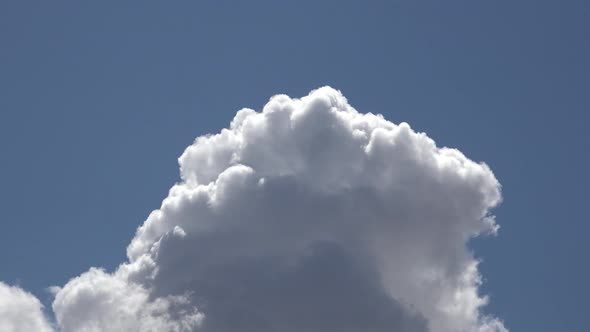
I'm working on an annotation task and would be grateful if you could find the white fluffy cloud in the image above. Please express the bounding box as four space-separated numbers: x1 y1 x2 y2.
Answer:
3 87 507 331
52 268 203 332
0 282 54 332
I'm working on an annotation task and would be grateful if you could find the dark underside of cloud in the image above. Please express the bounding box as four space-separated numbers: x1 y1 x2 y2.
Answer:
175 243 428 332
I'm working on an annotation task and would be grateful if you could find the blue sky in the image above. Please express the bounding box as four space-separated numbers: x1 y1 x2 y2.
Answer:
0 1 588 331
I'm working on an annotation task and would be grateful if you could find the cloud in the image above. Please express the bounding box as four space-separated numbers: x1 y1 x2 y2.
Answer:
0 282 54 332
3 87 507 331
52 268 203 332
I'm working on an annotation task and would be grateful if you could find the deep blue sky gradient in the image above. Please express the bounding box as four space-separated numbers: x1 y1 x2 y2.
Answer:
1 1 588 331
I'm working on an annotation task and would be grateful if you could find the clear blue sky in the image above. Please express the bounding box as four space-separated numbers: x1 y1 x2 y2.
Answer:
1 1 588 331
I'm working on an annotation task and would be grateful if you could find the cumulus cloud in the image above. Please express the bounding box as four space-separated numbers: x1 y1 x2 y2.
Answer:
0 282 54 332
3 87 507 331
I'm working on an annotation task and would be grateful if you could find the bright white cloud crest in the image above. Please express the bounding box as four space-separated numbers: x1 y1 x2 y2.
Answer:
1 87 506 332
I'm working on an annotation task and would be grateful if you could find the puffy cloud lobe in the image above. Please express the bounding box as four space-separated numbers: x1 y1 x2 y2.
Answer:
4 87 508 331
0 282 54 332
52 268 203 332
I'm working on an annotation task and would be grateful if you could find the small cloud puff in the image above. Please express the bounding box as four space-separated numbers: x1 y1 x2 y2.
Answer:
0 282 54 332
